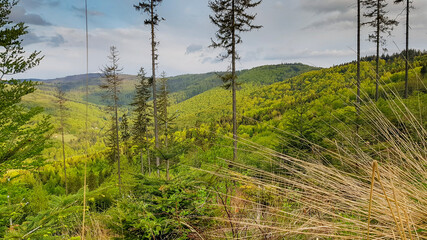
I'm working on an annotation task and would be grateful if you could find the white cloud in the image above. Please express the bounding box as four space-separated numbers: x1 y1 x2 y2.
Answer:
11 0 427 79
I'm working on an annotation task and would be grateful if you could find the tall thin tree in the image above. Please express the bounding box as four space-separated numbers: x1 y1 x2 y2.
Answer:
158 72 168 141
157 71 173 179
132 68 152 174
394 0 411 98
82 0 89 238
134 0 164 177
209 0 262 162
100 46 123 194
55 85 68 195
362 0 398 101
357 0 361 110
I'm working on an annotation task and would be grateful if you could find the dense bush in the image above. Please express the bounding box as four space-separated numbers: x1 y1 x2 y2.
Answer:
107 175 214 239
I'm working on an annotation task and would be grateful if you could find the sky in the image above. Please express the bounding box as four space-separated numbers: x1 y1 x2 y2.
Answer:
9 0 427 79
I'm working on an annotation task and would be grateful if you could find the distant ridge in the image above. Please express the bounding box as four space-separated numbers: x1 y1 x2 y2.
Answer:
27 63 319 106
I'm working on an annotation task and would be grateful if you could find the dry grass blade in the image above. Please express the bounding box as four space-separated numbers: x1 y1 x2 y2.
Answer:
196 70 427 239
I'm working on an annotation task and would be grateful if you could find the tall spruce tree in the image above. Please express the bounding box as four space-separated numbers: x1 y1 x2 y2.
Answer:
134 0 163 177
55 85 69 195
0 0 50 172
100 46 123 194
394 0 412 98
132 68 152 174
209 0 262 162
362 0 398 101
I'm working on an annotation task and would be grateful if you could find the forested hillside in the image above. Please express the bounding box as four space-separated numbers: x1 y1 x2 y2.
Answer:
17 63 317 166
31 63 317 106
2 52 426 239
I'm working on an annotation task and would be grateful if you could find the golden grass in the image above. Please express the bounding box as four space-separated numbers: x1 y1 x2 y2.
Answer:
197 67 427 239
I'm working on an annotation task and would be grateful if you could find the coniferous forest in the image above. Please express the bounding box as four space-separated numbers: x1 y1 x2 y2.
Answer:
1 0 426 239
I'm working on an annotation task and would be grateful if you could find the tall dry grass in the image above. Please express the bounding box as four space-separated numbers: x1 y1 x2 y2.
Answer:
199 66 426 239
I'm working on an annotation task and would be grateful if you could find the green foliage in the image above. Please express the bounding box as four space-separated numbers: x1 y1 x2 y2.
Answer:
88 190 113 213
87 169 97 191
121 113 131 160
132 68 152 162
158 72 169 134
27 183 49 214
2 188 113 239
134 0 164 27
0 0 43 78
209 0 262 61
100 47 123 171
108 175 213 239
421 64 427 76
0 89 52 171
169 63 317 103
0 0 50 172
120 113 130 142
362 0 398 50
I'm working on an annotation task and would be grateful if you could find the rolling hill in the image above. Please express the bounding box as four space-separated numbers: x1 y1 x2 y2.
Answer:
31 63 318 106
21 62 318 156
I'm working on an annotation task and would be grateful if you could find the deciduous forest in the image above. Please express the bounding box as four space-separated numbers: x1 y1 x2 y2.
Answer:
0 0 426 239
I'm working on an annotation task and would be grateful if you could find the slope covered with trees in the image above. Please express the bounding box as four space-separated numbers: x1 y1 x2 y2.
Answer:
2 52 425 239
1 0 426 238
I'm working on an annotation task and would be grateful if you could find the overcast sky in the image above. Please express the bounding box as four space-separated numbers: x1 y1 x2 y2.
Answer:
10 0 427 79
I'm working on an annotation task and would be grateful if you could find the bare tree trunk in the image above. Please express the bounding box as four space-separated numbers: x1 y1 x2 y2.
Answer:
164 79 169 180
357 0 361 109
8 195 12 227
150 0 160 177
356 0 361 136
57 87 68 195
61 120 67 195
165 122 169 180
404 0 409 99
82 1 89 238
148 148 151 175
166 159 170 180
230 3 238 238
140 150 144 174
231 0 237 164
375 0 380 102
114 83 121 194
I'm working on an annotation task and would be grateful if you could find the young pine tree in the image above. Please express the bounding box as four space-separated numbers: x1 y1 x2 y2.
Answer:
100 46 123 194
55 85 69 195
158 72 169 140
157 72 178 179
209 0 262 162
132 68 152 175
394 0 412 98
362 0 398 101
120 113 131 160
134 0 164 177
